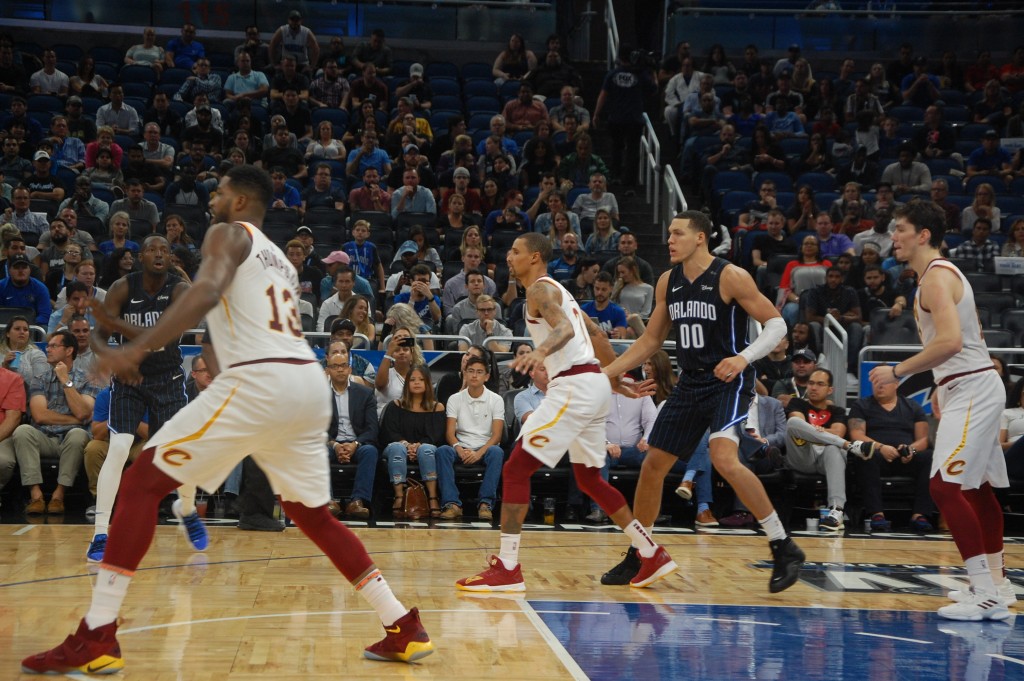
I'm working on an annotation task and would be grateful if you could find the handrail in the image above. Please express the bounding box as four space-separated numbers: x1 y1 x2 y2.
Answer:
661 166 687 243
822 313 848 407
605 0 620 71
639 113 662 223
671 4 1024 16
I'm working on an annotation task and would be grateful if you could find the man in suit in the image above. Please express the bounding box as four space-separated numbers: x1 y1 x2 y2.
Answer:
327 346 379 519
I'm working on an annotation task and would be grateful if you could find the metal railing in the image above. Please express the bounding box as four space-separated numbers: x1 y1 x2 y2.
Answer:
822 314 849 407
604 0 620 71
638 112 662 224
660 166 688 243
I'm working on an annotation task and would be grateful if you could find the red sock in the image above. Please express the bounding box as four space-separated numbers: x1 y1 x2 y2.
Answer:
930 474 985 561
103 448 182 571
281 501 374 583
572 463 628 516
963 483 1004 555
502 441 543 505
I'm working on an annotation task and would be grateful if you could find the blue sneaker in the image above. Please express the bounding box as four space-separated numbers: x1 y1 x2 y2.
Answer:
172 499 209 551
910 514 934 533
86 534 107 563
870 513 891 532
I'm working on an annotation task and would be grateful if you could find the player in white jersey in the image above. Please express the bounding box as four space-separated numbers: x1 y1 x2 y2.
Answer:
22 166 433 676
869 200 1010 622
456 233 676 592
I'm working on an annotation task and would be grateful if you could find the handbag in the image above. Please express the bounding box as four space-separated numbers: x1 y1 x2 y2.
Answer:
402 477 430 520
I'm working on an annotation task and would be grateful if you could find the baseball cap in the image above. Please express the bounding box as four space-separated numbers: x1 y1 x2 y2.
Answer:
321 250 350 265
403 144 419 154
33 150 50 161
66 95 82 105
453 167 471 179
409 63 424 77
792 348 817 363
8 254 31 268
983 129 999 139
331 318 357 334
295 226 313 236
396 240 419 257
289 10 302 19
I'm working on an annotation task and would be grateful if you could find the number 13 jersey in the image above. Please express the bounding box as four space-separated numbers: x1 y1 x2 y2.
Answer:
666 257 748 372
204 222 317 368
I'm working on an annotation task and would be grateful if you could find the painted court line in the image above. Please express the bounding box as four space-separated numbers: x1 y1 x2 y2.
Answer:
13 525 35 536
694 617 780 626
518 599 590 681
854 632 933 644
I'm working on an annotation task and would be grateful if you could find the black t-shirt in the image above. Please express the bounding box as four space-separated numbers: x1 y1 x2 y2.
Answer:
858 285 899 319
752 233 796 262
786 397 847 430
754 356 792 394
848 396 926 447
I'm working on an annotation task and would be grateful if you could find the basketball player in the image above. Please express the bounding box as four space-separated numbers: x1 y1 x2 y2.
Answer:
599 211 806 593
869 201 1011 622
86 234 207 564
22 165 433 675
456 232 676 592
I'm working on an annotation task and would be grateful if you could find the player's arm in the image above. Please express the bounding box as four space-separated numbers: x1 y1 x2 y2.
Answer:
716 264 787 383
103 223 250 362
201 340 220 379
582 314 618 367
510 281 574 373
870 267 962 389
89 277 129 347
602 271 673 377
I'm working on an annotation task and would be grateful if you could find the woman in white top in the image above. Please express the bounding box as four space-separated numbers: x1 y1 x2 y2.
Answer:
961 182 1002 233
124 28 165 74
374 326 423 416
612 256 654 317
305 121 346 160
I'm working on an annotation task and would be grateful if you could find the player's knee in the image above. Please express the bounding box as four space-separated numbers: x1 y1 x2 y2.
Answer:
710 448 741 476
640 448 678 476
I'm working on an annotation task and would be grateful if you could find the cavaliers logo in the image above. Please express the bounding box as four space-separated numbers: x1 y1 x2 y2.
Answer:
161 449 192 467
528 434 551 448
945 460 966 476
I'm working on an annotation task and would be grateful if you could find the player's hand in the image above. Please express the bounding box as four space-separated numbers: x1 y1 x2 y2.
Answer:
608 374 656 399
714 356 748 383
93 342 147 385
869 364 899 393
88 298 117 329
511 347 547 374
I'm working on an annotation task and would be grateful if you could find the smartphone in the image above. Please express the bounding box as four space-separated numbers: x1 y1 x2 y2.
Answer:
398 337 416 348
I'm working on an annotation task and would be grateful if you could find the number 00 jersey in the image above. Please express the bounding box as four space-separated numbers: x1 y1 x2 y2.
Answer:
666 257 749 373
524 276 599 377
204 222 317 369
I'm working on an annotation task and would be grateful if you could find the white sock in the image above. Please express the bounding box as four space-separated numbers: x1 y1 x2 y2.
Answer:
966 555 997 595
498 533 520 570
758 511 787 542
85 567 133 629
624 520 657 558
356 569 407 627
987 551 1006 586
176 484 197 516
93 433 135 536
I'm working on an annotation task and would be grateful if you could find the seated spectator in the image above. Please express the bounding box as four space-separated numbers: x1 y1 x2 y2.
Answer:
325 345 379 520
436 355 505 521
390 167 436 218
374 326 423 415
751 209 796 289
380 364 446 518
45 51 86 95
771 345 818 411
581 271 629 339
805 267 865 385
753 334 792 397
829 182 875 227
0 315 47 386
174 57 222 104
385 101 433 155
966 130 1014 185
0 254 51 325
548 232 581 281
352 28 393 77
502 82 548 134
165 22 204 69
269 168 302 212
557 134 609 187
48 280 94 334
900 56 941 108
813 212 855 261
458 294 511 352
125 27 165 75
1002 218 1024 257
302 162 346 213
95 84 140 137
324 333 375 389
98 247 135 289
393 264 442 330
110 179 160 230
316 266 359 332
261 127 306 179
953 218 1000 271
308 60 349 110
563 258 601 303
778 234 832 327
164 167 210 207
12 330 99 514
528 51 582 100
492 32 537 85
926 178 961 235
611 256 653 317
973 79 1013 130
341 220 386 290
739 179 779 230
532 190 582 238
784 368 874 532
880 144 932 195
347 166 391 213
584 209 621 255
693 124 750 203
549 84 591 131
719 393 787 527
848 378 934 532
443 249 497 311
858 264 908 321
0 361 25 495
960 182 1002 234
445 268 498 333
224 52 270 108
764 96 805 139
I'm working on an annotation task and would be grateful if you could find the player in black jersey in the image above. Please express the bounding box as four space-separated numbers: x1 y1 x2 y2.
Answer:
85 234 207 563
600 211 805 593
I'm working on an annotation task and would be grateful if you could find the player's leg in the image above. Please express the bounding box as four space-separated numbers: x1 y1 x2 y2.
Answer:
964 484 1008 589
21 447 182 675
89 432 135 561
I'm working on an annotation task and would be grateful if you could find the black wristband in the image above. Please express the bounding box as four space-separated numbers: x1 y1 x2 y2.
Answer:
891 365 901 380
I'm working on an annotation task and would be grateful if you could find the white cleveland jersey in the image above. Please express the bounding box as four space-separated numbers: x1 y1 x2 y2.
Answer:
525 276 598 377
204 222 317 368
915 259 990 383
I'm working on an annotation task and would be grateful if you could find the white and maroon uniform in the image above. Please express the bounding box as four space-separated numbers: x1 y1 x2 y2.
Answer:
916 259 1007 490
150 222 333 505
519 276 610 468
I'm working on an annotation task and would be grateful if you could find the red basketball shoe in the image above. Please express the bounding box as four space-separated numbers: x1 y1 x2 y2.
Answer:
629 546 678 588
456 555 526 592
364 607 435 663
21 618 123 675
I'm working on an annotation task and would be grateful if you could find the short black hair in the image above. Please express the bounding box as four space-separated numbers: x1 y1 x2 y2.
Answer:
465 355 489 374
224 164 273 213
64 280 90 298
893 199 946 249
674 209 714 241
812 367 834 386
49 329 78 360
409 263 432 278
515 232 552 264
595 271 614 285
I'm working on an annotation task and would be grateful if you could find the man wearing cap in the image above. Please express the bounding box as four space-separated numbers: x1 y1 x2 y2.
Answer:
96 84 141 137
58 177 110 224
26 151 65 202
386 242 440 299
502 83 548 133
292 225 323 270
347 166 391 211
270 10 319 73
390 167 436 218
165 22 205 70
302 163 346 213
0 254 51 324
63 96 97 144
440 166 482 215
966 130 1014 182
387 144 436 194
394 63 433 112
771 348 817 409
880 143 932 195
308 60 350 110
317 264 365 331
352 28 393 77
900 56 941 108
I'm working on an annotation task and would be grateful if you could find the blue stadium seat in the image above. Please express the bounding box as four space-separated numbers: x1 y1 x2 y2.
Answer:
311 108 349 131
119 65 158 85
430 79 461 98
794 172 836 194
425 62 459 80
431 95 463 113
463 81 497 99
461 63 493 81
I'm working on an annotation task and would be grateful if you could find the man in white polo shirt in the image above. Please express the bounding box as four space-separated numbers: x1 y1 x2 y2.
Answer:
435 355 505 521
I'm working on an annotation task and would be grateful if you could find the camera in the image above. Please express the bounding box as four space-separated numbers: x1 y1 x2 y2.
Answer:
398 337 416 347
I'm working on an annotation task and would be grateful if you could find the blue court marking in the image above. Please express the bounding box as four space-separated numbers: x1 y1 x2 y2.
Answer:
530 600 1024 681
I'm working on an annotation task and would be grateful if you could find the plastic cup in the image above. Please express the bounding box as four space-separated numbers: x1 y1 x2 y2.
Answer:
806 518 819 531
543 498 556 525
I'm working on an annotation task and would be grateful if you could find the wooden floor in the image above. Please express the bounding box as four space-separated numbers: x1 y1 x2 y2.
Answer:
2 522 1022 679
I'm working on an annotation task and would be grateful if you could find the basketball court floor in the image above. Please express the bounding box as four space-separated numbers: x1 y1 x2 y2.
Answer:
2 516 1023 679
